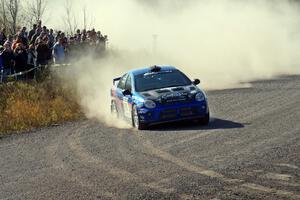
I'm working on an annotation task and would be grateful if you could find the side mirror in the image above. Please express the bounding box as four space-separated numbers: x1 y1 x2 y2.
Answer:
122 89 132 96
193 79 200 85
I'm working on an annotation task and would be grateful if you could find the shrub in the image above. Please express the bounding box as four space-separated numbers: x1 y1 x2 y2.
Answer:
0 80 82 134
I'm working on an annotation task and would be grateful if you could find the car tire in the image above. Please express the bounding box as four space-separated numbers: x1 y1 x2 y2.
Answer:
198 112 210 126
132 105 148 130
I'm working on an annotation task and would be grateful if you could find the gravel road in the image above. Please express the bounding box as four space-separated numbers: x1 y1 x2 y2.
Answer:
0 75 299 200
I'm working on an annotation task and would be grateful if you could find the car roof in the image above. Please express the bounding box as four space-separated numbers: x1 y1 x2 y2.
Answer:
128 66 177 76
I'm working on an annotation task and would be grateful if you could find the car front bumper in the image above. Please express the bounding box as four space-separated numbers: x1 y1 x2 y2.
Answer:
137 101 209 125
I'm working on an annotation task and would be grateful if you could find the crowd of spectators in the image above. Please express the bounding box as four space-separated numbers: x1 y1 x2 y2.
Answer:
0 20 108 81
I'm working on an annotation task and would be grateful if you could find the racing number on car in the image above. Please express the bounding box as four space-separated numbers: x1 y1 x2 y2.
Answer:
123 97 131 118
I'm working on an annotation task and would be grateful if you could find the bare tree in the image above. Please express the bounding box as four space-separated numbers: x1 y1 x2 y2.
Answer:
27 0 48 24
82 5 96 31
64 0 78 35
83 5 87 30
0 0 9 31
88 14 95 30
7 0 20 34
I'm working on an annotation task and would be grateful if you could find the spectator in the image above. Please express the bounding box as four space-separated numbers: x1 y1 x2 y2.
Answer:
55 31 65 42
81 29 87 42
43 36 52 63
74 29 81 42
99 33 107 52
30 28 41 45
55 31 61 42
12 35 23 51
4 35 13 49
48 29 55 48
19 27 27 38
14 43 28 73
27 44 36 79
0 24 108 82
27 44 36 67
35 31 48 46
37 20 42 29
90 28 97 41
42 26 47 34
18 28 29 48
52 38 65 64
1 42 15 80
0 28 7 45
36 36 50 66
28 24 37 41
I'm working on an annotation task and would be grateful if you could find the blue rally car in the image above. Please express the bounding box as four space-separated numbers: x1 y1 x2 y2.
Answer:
110 66 210 130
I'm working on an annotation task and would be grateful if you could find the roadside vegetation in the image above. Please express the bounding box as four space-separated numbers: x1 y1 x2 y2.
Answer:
0 77 82 134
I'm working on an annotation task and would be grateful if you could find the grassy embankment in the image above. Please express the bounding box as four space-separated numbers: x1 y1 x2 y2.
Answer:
0 78 82 134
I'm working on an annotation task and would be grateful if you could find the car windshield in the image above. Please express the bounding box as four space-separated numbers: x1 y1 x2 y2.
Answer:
135 70 192 92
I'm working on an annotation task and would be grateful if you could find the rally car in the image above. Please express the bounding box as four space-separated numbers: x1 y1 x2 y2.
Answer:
110 65 210 130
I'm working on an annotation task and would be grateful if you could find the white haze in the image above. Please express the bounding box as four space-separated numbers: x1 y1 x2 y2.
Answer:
54 0 300 126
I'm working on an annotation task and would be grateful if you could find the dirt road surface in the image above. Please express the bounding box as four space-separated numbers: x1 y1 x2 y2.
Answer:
0 75 299 200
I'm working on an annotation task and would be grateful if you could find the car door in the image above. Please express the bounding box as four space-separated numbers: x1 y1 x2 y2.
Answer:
115 74 128 116
123 75 133 119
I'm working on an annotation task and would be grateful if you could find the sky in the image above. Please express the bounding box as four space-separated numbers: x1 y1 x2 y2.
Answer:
46 0 194 49
46 0 300 54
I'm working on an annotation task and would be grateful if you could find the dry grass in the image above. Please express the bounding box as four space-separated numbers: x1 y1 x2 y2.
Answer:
0 80 82 134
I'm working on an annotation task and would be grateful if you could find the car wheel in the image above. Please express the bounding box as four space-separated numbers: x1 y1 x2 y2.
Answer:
132 105 148 130
111 101 119 118
198 112 210 126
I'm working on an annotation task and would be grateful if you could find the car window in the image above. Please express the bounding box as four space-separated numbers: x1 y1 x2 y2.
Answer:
135 70 192 92
117 74 128 90
125 75 132 91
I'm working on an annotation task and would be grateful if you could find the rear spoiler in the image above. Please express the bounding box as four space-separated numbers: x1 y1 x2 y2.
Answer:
113 77 121 85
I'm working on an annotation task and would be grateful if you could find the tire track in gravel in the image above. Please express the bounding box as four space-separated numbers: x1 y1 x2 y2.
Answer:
129 129 300 199
63 123 184 199
45 123 117 200
64 121 299 199
60 118 300 199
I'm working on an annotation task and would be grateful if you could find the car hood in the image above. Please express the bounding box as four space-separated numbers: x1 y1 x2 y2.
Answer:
139 85 201 103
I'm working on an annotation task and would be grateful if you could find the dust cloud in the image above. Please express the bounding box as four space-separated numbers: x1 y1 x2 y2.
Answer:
56 0 300 125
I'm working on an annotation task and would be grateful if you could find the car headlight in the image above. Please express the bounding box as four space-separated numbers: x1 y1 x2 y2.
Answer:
195 92 205 102
144 100 156 109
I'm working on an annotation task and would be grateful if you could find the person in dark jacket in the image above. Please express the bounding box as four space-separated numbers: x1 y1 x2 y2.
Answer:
18 27 29 48
14 43 28 73
48 29 55 48
30 28 41 45
35 36 50 67
28 24 37 41
0 28 6 46
1 42 15 81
